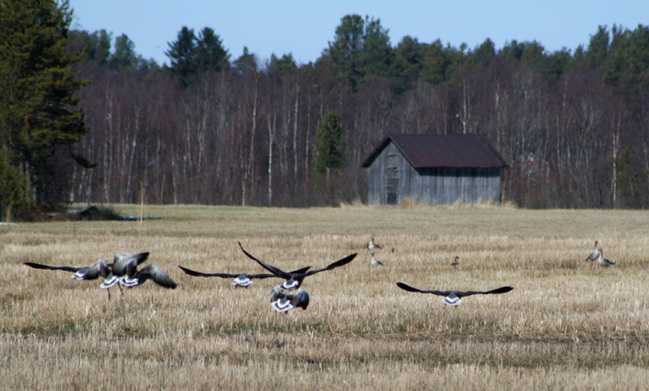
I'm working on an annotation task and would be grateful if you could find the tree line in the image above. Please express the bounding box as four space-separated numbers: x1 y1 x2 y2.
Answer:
2 3 649 219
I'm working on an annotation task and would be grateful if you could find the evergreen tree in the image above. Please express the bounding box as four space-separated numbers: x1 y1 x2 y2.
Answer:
166 26 197 85
314 112 346 174
0 0 90 217
195 27 230 73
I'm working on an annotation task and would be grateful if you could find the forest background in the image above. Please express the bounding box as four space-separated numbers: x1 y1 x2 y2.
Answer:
2 1 649 218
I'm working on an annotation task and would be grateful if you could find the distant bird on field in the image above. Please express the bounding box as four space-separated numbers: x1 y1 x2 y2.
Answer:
24 258 113 299
585 241 600 263
178 265 311 288
370 252 384 266
595 248 615 267
367 236 382 252
396 282 513 307
451 256 460 267
238 242 356 311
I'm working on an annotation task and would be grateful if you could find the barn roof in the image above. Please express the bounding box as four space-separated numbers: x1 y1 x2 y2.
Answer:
361 133 508 169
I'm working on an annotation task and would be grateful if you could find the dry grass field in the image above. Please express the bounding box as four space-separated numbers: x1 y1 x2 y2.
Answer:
2 204 649 390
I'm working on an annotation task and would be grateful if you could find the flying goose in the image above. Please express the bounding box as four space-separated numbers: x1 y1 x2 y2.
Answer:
270 285 310 312
238 242 356 291
396 282 513 306
178 265 311 288
585 241 600 262
595 248 615 267
367 236 382 251
122 263 177 289
370 252 384 266
24 258 114 299
100 252 150 289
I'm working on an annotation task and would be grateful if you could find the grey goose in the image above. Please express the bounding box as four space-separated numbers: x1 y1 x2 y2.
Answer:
585 241 600 262
178 265 311 288
396 282 513 307
24 258 114 299
238 242 356 291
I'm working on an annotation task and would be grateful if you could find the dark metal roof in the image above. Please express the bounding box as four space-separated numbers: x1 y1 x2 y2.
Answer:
361 133 508 169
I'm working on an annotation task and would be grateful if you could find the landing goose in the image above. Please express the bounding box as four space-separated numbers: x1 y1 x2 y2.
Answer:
178 265 311 288
270 285 310 312
585 241 600 262
100 252 150 289
24 258 114 299
238 242 356 290
396 282 513 306
123 263 177 289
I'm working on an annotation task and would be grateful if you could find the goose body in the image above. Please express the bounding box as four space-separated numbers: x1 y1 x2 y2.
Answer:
396 282 513 307
451 256 460 267
595 249 615 267
367 236 382 251
101 252 150 289
123 263 177 289
586 241 600 262
370 252 383 266
270 285 310 312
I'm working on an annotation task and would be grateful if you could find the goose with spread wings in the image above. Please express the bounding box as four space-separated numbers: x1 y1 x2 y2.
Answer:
24 258 114 299
396 282 513 307
238 242 356 311
238 242 356 290
178 265 311 288
101 252 176 290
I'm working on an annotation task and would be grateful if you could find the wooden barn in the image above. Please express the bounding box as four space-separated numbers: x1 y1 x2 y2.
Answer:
361 134 508 206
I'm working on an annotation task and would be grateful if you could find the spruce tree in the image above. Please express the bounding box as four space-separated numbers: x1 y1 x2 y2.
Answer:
0 0 89 217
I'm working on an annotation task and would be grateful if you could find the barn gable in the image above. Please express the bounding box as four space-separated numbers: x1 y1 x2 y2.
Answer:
361 134 508 206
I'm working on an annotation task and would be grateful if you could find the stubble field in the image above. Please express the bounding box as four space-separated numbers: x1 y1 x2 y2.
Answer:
1 205 649 390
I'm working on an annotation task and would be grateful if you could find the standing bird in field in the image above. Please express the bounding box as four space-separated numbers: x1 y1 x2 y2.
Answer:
585 241 600 263
24 258 114 299
595 248 616 268
396 282 513 307
238 242 356 312
367 236 382 252
178 265 311 288
370 252 384 266
451 256 460 267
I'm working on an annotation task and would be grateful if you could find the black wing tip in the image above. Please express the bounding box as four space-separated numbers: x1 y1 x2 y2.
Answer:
494 286 514 294
396 282 416 291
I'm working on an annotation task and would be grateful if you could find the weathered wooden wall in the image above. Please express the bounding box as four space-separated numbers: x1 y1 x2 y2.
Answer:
367 142 502 205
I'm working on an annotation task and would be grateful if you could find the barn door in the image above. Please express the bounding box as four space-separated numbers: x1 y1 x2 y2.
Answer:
385 156 399 205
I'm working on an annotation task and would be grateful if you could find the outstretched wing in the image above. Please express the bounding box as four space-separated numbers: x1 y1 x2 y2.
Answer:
304 253 357 276
457 286 514 298
395 282 450 296
23 262 80 273
238 242 291 279
132 263 177 289
178 265 276 279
